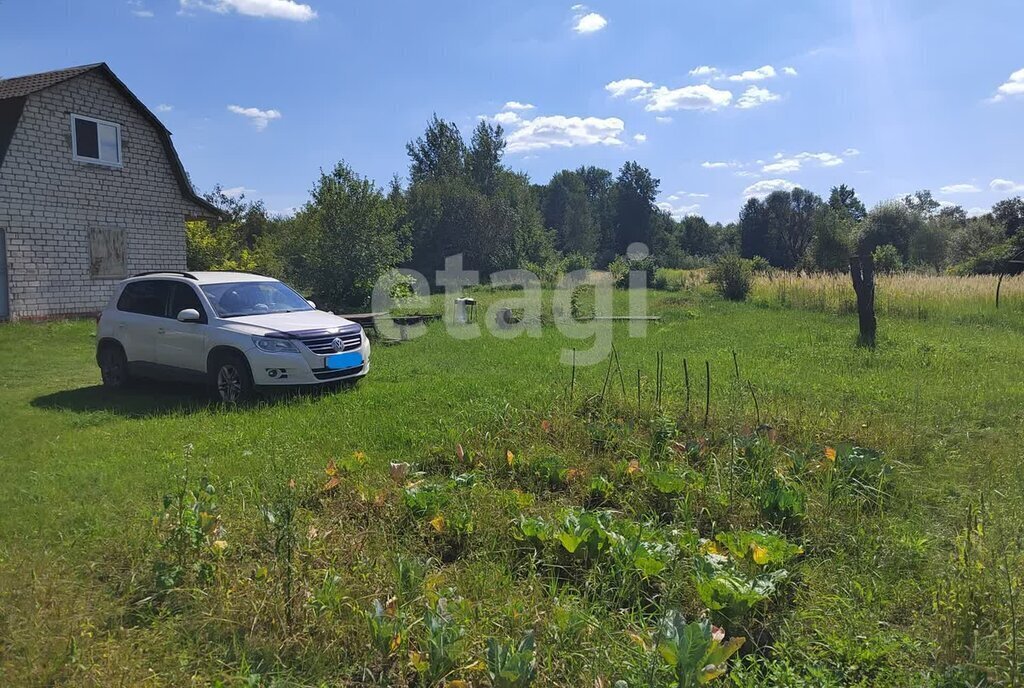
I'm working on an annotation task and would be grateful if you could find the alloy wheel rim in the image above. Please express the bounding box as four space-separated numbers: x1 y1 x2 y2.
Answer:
217 365 242 402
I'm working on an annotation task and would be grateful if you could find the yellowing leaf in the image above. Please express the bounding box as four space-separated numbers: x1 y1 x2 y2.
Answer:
325 459 338 476
390 633 402 652
751 542 769 565
430 514 446 532
323 475 340 492
456 444 465 463
824 446 837 462
506 449 515 466
627 459 641 475
448 680 471 688
212 539 228 552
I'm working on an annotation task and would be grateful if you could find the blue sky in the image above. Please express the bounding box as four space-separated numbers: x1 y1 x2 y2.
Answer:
2 0 1024 222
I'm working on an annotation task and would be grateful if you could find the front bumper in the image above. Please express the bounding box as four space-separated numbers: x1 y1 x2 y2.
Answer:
246 336 371 386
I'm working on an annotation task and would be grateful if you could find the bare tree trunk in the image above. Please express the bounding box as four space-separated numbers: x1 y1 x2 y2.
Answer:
849 254 877 347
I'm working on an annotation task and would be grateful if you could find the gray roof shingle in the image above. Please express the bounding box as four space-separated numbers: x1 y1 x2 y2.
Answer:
0 63 105 101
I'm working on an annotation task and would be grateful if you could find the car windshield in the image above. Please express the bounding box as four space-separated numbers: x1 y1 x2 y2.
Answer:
201 281 313 318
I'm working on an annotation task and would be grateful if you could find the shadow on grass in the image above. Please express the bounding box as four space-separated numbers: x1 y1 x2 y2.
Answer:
30 381 349 419
31 383 216 418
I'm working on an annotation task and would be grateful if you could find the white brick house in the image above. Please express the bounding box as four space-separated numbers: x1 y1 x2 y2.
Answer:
0 63 219 320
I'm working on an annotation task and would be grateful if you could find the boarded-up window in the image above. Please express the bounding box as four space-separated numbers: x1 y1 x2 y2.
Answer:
88 228 127 278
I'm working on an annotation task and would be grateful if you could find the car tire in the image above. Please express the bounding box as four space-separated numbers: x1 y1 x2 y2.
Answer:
99 343 131 389
211 353 254 403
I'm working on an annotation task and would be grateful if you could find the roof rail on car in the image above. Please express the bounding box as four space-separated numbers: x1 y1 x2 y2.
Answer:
131 270 198 279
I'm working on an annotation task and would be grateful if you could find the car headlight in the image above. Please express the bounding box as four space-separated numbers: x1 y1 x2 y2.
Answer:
252 336 298 353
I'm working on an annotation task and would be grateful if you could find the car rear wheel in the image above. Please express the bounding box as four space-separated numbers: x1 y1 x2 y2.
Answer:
211 353 254 403
99 344 130 389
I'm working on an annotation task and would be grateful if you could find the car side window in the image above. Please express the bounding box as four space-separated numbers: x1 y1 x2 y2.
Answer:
116 280 173 317
169 283 207 322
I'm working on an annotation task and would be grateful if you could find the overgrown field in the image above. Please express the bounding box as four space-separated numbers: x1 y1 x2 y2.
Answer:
1 284 1022 686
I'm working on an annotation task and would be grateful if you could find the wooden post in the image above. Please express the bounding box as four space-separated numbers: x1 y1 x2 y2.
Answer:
849 254 877 347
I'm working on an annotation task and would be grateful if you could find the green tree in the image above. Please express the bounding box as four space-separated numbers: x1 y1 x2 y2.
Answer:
467 120 506 194
872 244 903 274
282 162 411 309
406 114 468 184
810 207 853 272
909 221 950 273
828 184 866 222
612 161 659 253
902 189 941 217
543 170 599 256
859 201 924 260
992 196 1024 236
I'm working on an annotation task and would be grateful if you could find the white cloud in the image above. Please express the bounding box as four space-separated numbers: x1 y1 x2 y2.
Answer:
633 133 647 143
479 110 624 153
702 161 737 169
228 104 282 130
761 151 846 174
689 65 720 79
735 170 760 178
966 207 988 218
573 11 607 33
990 67 1024 102
644 84 733 112
657 200 701 219
605 78 653 98
991 178 1024 193
744 179 797 198
727 65 776 82
492 111 522 125
672 190 709 199
503 101 535 111
155 103 173 113
128 0 154 16
655 116 673 124
939 183 981 194
222 186 256 198
782 66 798 76
180 0 316 21
735 86 780 109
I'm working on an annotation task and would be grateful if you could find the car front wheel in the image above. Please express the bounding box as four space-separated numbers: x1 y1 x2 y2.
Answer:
211 354 254 403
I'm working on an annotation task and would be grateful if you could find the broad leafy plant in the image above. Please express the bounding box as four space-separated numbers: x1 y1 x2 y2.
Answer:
657 611 745 687
486 632 537 687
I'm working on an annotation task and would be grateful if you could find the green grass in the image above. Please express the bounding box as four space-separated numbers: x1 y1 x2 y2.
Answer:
1 288 1022 686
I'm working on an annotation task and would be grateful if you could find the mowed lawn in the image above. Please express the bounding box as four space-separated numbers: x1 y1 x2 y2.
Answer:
1 290 1022 685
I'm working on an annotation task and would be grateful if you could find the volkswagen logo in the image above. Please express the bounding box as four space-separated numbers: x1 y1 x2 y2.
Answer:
331 337 344 352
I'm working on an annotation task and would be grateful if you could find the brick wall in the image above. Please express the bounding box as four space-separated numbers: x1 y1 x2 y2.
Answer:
0 71 207 320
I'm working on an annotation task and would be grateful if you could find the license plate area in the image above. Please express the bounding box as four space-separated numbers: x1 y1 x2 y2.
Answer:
325 351 363 370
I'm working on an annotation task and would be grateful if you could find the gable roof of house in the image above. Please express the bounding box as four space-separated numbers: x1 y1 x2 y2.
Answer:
0 62 221 218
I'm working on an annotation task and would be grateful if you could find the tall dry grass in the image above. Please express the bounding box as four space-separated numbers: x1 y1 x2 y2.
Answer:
749 271 1024 325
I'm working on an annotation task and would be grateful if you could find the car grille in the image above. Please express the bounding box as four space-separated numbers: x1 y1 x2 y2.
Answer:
298 330 362 355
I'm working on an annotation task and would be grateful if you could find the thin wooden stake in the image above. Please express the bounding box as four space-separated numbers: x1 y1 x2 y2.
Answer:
703 360 711 429
570 348 576 401
600 351 614 403
747 381 761 427
683 358 691 414
612 346 626 396
732 350 740 380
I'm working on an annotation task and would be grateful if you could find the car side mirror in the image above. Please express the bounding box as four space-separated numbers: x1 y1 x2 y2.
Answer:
177 308 201 322
307 300 317 309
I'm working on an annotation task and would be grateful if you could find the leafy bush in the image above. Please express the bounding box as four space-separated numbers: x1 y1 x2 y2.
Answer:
608 253 658 288
708 255 754 301
872 244 903 274
657 611 745 687
486 632 537 687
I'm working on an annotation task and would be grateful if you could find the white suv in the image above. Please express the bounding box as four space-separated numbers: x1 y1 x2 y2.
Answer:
96 271 371 402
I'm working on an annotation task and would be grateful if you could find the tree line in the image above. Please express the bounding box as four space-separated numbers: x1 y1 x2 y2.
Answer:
187 115 1024 309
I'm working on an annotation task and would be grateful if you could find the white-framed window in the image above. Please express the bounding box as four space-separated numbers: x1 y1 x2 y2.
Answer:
71 114 122 166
